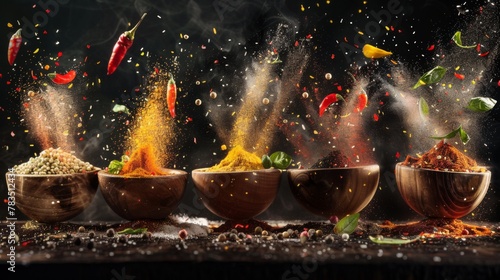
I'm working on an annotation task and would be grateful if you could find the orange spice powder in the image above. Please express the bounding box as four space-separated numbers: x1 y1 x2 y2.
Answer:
120 144 168 176
119 71 176 177
402 140 485 172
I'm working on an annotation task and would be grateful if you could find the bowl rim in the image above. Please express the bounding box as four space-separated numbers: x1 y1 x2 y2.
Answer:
191 167 282 175
5 168 101 177
395 162 491 175
98 168 188 178
286 164 380 173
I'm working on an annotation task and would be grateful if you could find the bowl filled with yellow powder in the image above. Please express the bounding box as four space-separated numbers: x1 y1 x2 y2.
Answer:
396 140 491 219
191 145 283 221
98 145 188 221
6 147 100 223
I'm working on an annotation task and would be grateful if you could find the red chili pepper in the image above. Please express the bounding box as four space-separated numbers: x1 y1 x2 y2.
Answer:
48 70 76 84
107 13 147 75
8 28 22 66
454 72 465 80
318 93 344 117
167 73 177 118
355 91 368 112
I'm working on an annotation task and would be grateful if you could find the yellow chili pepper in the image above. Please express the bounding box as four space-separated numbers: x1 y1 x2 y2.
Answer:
362 44 392 59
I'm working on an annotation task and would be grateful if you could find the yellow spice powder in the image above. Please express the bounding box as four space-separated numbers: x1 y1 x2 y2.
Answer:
207 145 264 171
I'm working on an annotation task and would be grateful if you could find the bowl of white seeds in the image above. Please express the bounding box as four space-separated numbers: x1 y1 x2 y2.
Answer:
6 148 100 223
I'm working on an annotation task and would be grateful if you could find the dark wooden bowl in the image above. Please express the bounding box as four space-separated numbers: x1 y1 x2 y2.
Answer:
395 163 491 219
5 170 99 223
287 165 380 218
98 169 187 220
191 168 282 220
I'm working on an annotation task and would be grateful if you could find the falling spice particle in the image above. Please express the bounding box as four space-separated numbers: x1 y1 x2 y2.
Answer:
454 72 465 80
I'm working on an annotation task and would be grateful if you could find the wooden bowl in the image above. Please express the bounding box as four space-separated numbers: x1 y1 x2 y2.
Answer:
287 165 380 218
395 163 491 219
5 170 99 223
191 168 282 220
98 169 188 220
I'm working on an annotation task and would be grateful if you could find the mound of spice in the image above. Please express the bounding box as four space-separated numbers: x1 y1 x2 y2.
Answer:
310 150 356 168
14 147 97 175
402 140 485 172
120 144 168 176
207 145 263 172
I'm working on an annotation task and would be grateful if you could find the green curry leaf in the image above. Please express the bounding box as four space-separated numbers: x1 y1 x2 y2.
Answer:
117 228 148 234
333 213 359 235
412 66 447 89
419 97 429 120
467 97 497 112
269 151 292 169
452 31 476 49
430 125 470 144
368 235 421 245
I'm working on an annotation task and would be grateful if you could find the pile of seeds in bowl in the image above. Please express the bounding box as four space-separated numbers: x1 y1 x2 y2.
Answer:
13 147 97 175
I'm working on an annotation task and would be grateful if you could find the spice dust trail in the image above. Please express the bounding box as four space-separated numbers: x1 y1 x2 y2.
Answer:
23 86 78 152
125 70 176 168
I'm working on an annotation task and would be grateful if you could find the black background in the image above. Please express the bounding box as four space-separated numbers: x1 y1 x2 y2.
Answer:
1 0 499 223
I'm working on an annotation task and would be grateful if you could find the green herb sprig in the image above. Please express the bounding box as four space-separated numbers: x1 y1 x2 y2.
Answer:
431 125 470 144
107 155 130 175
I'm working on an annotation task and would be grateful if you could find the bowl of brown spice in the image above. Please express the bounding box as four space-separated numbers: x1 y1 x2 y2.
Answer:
287 151 380 218
191 145 282 221
98 145 188 221
396 140 491 219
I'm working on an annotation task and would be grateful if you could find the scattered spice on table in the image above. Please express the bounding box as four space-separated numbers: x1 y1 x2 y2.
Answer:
378 219 493 237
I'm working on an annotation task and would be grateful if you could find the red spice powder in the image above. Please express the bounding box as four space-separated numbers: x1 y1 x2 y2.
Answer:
378 219 493 237
402 140 485 172
120 144 168 176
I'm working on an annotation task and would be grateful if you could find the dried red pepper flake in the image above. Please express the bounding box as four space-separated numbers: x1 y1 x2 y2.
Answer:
373 114 379 121
331 54 335 59
86 44 91 49
427 44 435 51
479 51 489 57
294 40 299 47
454 72 465 80
497 80 500 87
57 51 63 57
395 151 401 159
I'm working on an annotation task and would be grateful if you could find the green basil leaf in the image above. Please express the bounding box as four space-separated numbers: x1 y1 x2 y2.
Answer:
117 228 148 234
467 97 497 112
333 213 359 235
112 104 131 115
419 97 429 120
108 159 124 174
452 31 476 49
269 151 292 169
262 155 272 169
368 235 421 245
412 66 447 89
430 125 470 144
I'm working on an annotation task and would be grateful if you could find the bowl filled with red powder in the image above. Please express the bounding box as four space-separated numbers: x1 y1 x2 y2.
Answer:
98 145 188 221
191 145 282 221
396 140 491 219
287 150 380 219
